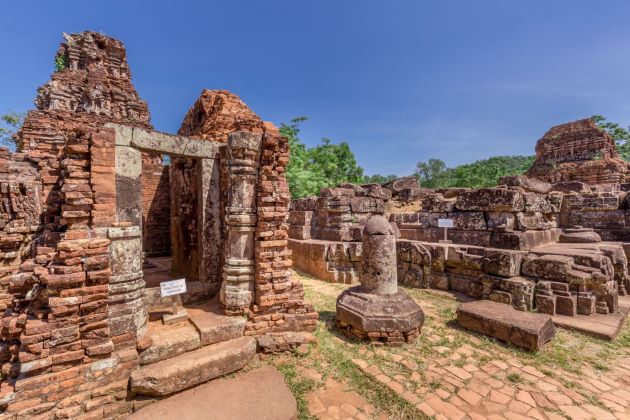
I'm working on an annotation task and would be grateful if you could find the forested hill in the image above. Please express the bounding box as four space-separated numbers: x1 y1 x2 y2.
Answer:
414 155 535 189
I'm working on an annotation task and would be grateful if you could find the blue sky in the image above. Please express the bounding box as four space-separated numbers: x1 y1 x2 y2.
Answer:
2 1 630 176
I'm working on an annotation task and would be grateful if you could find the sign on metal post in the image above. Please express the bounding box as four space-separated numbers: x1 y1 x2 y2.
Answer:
160 278 187 297
160 279 187 323
437 218 454 228
437 218 454 243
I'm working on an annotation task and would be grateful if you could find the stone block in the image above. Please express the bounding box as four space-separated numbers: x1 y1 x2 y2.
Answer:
455 188 524 212
490 229 560 250
138 324 201 365
522 192 560 212
189 312 245 346
569 210 626 229
288 225 311 240
535 294 556 315
515 212 556 230
555 294 577 316
349 197 385 213
457 300 555 351
486 212 515 231
287 211 313 226
482 250 525 278
420 194 455 212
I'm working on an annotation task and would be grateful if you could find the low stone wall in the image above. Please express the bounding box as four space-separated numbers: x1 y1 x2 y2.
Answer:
289 239 361 284
290 236 625 317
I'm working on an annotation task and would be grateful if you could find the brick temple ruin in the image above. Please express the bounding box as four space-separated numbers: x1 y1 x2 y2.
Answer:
290 118 630 340
0 32 317 418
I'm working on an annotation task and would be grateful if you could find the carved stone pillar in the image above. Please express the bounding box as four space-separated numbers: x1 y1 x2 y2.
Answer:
220 132 262 315
197 157 222 295
108 225 147 345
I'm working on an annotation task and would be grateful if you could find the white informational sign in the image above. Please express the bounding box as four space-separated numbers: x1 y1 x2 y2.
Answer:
437 218 454 228
160 278 187 297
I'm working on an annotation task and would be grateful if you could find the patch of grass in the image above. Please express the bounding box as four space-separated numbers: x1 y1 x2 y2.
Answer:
506 372 524 384
428 379 441 390
581 392 608 410
593 361 610 372
438 306 456 322
275 360 318 420
453 358 466 368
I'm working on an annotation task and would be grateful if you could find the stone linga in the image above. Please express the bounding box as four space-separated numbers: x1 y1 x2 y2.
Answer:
336 216 424 345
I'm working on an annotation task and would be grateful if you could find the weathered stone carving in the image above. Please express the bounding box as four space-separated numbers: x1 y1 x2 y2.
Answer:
336 216 424 345
220 132 262 314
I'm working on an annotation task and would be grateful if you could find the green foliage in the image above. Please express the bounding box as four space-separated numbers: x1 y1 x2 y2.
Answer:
0 111 25 151
282 117 365 198
414 155 535 189
592 115 630 161
414 158 447 188
54 54 67 72
363 173 397 184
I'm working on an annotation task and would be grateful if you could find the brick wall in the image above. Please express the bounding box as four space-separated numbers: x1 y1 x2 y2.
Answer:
140 153 171 256
0 31 152 418
245 122 318 335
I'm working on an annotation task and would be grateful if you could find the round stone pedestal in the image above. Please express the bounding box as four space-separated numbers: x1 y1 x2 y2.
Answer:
336 286 424 345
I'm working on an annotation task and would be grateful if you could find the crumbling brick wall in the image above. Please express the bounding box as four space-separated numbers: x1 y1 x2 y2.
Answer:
246 122 318 335
172 90 265 284
0 149 41 313
177 91 317 333
0 30 320 418
525 119 630 184
0 31 152 418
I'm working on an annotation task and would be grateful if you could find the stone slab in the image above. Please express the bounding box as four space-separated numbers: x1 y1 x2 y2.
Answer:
121 125 222 158
129 366 297 420
130 336 256 396
552 295 630 340
189 311 245 346
457 300 555 351
138 323 201 365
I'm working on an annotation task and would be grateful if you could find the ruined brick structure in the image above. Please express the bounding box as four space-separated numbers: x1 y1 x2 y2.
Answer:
0 32 316 418
525 118 630 184
289 120 630 334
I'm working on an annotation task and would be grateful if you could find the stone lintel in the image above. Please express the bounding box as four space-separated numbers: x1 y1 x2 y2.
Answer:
106 123 222 158
108 226 141 239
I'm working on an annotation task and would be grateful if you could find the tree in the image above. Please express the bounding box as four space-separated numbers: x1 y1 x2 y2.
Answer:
414 155 534 189
414 158 447 188
0 111 25 151
363 174 397 184
281 117 365 198
592 115 630 161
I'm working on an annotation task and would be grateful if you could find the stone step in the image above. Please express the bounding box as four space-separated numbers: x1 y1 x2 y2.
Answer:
139 323 201 365
189 311 245 346
130 336 257 396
